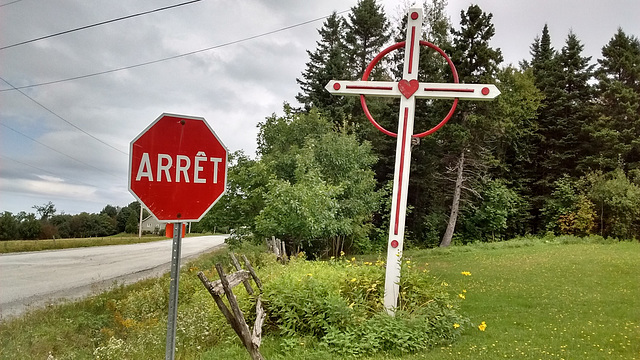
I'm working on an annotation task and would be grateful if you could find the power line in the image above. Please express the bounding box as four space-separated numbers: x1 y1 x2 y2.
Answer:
0 122 120 179
0 9 350 92
0 0 201 50
0 76 128 155
0 0 23 7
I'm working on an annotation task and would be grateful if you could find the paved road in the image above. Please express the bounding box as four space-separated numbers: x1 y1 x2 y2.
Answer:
0 235 226 319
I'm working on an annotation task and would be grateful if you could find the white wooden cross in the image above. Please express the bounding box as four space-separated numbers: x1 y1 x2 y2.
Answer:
325 7 500 314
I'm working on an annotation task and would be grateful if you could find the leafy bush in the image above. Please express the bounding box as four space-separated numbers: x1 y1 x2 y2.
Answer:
261 255 468 356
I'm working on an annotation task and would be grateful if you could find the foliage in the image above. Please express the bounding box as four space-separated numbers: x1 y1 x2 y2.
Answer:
17 212 40 240
296 12 350 122
439 4 504 247
585 169 640 239
541 168 640 239
344 0 391 79
0 211 19 240
200 150 268 235
584 28 640 173
261 254 467 356
461 179 528 242
225 108 382 257
32 201 56 220
255 175 339 255
542 176 596 236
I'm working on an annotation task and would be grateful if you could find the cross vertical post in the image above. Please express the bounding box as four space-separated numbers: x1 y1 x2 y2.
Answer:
383 8 423 314
325 7 500 315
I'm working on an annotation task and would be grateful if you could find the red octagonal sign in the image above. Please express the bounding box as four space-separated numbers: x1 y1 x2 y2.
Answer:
128 113 227 222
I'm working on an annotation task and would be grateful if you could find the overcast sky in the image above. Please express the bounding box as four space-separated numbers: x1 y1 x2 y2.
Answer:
1 0 639 216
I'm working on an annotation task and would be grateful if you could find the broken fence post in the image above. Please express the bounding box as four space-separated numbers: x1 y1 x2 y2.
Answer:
197 254 265 360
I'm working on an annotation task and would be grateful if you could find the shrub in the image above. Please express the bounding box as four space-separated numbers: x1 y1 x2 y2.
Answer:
261 255 468 356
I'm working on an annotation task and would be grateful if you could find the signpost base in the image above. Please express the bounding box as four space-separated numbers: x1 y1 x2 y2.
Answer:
165 222 183 360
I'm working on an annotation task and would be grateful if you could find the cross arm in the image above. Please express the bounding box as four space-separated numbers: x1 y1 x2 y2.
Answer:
326 80 500 101
325 80 401 97
415 83 500 101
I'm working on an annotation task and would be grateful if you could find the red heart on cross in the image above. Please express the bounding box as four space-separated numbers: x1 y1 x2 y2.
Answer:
398 79 419 99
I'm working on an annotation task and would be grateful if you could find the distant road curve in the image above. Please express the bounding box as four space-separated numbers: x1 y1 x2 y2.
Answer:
0 235 227 319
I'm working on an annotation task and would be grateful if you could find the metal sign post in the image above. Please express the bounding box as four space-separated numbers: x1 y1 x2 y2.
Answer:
326 7 499 314
165 221 183 360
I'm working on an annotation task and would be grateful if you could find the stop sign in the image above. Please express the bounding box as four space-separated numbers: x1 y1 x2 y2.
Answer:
128 113 227 222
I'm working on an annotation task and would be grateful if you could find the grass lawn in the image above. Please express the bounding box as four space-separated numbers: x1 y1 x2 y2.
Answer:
1 238 638 359
402 240 640 360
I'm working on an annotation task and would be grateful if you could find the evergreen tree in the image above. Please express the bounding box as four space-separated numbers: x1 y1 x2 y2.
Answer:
543 31 594 179
439 4 503 247
403 0 455 245
527 28 594 232
341 0 393 182
490 66 543 214
526 25 560 231
296 12 349 122
529 24 556 83
584 28 640 172
344 0 391 79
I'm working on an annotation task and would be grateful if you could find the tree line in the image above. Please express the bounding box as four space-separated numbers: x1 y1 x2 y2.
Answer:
0 201 150 240
202 0 640 256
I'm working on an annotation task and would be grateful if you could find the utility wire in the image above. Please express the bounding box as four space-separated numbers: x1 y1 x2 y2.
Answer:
0 122 120 179
0 0 201 50
0 76 128 155
0 0 23 7
0 9 350 92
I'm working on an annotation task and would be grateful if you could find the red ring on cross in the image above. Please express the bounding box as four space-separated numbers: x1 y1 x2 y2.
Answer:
360 40 460 138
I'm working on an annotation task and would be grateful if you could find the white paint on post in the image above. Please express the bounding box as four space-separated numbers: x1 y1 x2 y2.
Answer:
382 8 423 314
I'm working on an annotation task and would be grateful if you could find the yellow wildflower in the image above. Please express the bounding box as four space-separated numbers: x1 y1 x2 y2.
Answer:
478 321 487 331
351 257 356 262
458 293 466 299
350 278 357 282
453 323 461 329
461 271 472 276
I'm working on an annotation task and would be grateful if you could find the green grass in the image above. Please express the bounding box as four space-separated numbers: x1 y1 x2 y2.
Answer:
1 238 638 359
0 232 214 254
399 239 640 360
